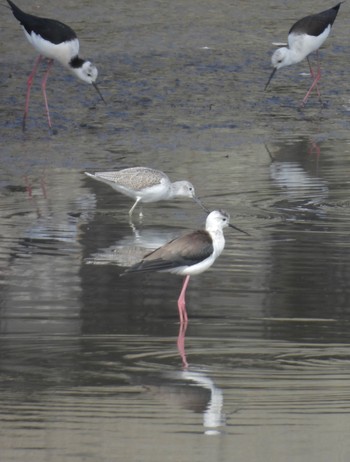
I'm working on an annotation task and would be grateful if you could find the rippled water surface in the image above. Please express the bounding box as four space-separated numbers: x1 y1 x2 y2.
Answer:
1 0 350 461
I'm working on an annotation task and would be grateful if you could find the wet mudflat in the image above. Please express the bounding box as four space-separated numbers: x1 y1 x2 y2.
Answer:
1 0 350 461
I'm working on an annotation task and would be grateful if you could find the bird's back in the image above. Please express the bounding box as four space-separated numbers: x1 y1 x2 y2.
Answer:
7 0 77 44
125 230 214 274
289 3 341 37
98 168 169 192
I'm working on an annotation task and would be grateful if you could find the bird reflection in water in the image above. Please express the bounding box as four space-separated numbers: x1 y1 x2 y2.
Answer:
266 142 328 217
177 321 189 368
85 225 180 267
307 138 321 162
175 322 226 434
135 343 226 435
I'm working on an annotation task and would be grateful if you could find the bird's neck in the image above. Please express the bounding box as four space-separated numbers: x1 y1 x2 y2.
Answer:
168 182 182 198
207 227 226 258
285 46 308 66
69 55 85 70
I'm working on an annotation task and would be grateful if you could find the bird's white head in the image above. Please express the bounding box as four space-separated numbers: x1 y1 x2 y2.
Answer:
70 59 105 102
265 47 292 91
206 210 249 236
206 210 230 232
172 181 196 199
73 60 98 84
271 47 291 69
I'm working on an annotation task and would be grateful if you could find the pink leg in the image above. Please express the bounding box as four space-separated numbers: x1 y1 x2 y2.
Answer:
41 59 54 129
301 53 322 106
308 139 321 158
23 55 42 131
40 172 48 199
307 56 321 100
23 176 42 218
23 175 33 198
177 321 189 369
177 275 190 324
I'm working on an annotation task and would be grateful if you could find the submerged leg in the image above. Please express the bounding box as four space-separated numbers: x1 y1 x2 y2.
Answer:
177 275 190 324
41 59 54 129
177 321 189 369
23 55 42 131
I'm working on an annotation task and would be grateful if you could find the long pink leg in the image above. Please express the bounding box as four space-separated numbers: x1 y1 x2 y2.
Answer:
41 59 54 129
301 53 322 106
177 275 190 324
306 56 321 100
23 55 42 131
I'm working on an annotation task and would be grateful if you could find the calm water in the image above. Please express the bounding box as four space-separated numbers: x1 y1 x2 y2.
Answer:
1 0 350 461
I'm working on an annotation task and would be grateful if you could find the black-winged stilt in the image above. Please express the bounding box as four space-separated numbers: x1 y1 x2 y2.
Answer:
265 3 342 106
124 210 248 323
7 0 105 130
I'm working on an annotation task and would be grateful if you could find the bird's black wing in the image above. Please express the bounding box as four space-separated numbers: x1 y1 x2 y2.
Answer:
289 3 341 37
125 230 214 273
7 0 77 43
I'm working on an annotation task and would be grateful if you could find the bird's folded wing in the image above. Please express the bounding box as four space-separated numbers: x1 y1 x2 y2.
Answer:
125 230 214 273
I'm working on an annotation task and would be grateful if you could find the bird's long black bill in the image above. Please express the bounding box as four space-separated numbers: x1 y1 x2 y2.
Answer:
93 82 106 104
229 223 250 236
264 67 277 91
193 196 211 213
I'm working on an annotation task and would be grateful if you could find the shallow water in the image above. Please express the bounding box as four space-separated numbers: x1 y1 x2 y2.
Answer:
1 0 350 461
